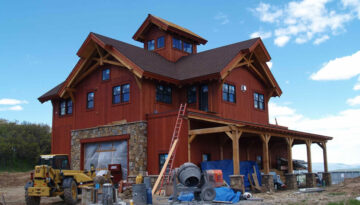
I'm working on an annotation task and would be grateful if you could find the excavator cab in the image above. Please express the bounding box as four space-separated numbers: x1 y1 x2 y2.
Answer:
38 155 70 170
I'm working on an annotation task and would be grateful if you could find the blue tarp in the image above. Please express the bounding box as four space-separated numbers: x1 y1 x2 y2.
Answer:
177 187 241 203
201 160 262 188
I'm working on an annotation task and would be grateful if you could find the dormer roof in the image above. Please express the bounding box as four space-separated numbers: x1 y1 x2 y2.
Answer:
133 14 207 45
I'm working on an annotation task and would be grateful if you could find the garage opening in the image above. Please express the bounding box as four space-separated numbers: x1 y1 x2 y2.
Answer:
84 140 128 178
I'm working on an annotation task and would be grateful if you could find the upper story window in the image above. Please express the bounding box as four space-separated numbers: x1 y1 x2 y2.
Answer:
87 92 94 109
59 99 72 116
187 86 197 104
254 92 265 110
112 83 130 104
148 40 155 51
183 42 192 53
102 68 110 81
172 38 182 50
156 84 172 104
157 36 165 48
222 83 236 103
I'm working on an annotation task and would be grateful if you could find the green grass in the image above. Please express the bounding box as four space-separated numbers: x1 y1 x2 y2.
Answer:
328 199 360 205
0 160 34 172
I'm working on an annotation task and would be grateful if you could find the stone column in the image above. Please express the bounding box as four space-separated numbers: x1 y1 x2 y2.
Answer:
306 173 316 188
261 174 274 192
230 175 245 193
285 173 297 189
322 172 332 186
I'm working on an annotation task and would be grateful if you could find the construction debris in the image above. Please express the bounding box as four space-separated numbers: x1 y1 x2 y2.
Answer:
298 187 325 193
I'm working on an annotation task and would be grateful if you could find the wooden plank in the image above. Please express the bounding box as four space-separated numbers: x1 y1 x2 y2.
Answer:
188 134 197 144
252 166 261 191
189 126 231 135
152 139 178 195
248 173 254 190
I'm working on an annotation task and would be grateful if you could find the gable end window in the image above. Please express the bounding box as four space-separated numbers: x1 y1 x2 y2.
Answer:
183 42 192 53
187 86 197 104
157 36 165 48
112 84 130 104
172 38 182 50
148 40 155 51
222 83 236 103
156 85 172 104
254 92 265 110
59 99 72 116
87 92 94 109
102 68 110 81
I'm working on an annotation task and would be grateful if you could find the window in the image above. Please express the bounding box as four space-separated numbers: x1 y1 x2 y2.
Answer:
67 99 73 114
172 38 182 50
159 154 168 172
102 68 110 81
222 83 236 103
59 99 72 116
148 40 155 51
183 42 192 53
87 92 94 109
112 83 130 104
187 86 197 104
254 92 265 110
156 85 172 104
60 100 66 116
157 36 165 48
202 154 211 162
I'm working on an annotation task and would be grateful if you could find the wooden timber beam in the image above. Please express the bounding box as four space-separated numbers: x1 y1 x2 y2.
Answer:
306 139 312 173
226 129 242 175
219 136 228 161
322 141 329 173
95 44 104 65
134 76 142 90
188 134 197 144
286 137 294 173
189 126 232 136
260 134 271 174
187 114 232 125
73 62 100 86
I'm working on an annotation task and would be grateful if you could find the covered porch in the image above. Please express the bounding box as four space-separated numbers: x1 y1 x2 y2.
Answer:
186 110 332 191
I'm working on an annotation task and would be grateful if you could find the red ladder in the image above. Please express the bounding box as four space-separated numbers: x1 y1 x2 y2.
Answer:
157 103 187 194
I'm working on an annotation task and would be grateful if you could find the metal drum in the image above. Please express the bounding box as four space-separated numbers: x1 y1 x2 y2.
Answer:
132 183 147 205
177 162 201 187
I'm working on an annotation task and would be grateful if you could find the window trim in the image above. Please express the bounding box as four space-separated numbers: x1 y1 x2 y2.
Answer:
102 68 110 81
86 92 95 110
222 83 236 103
158 153 168 173
59 99 73 116
156 84 172 104
187 85 197 104
172 37 182 50
157 36 165 49
253 92 265 111
147 39 155 51
112 83 131 105
183 41 193 53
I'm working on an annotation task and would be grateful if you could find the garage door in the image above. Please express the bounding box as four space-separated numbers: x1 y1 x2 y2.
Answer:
84 140 128 178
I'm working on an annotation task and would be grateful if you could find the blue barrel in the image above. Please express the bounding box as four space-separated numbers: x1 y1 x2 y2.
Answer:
146 188 153 204
132 183 147 205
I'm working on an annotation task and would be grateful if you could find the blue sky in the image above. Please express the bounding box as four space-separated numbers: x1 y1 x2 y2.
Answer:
1 0 360 165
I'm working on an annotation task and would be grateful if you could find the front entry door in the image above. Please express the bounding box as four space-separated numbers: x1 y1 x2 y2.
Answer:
199 85 208 112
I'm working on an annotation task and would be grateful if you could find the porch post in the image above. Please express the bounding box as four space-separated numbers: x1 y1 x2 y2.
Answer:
286 137 294 173
188 134 196 162
226 130 242 175
306 140 312 173
321 141 332 186
322 141 328 173
260 134 271 174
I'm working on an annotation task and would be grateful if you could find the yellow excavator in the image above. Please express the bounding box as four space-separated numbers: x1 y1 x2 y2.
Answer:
24 154 99 205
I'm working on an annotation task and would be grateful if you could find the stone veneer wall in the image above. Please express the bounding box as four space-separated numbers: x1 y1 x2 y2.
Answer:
70 121 147 177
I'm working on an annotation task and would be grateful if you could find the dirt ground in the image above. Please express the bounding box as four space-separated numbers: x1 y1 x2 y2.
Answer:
1 172 359 205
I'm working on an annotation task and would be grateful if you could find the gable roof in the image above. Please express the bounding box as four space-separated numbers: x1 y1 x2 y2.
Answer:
133 14 207 45
39 33 282 103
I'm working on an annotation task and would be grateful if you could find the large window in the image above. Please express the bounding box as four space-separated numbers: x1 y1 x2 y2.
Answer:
87 92 94 109
187 86 197 104
222 83 236 103
156 85 172 104
172 38 182 50
148 40 155 51
102 68 110 81
157 36 165 48
59 99 73 116
254 92 265 110
112 83 130 104
183 42 192 53
159 153 168 172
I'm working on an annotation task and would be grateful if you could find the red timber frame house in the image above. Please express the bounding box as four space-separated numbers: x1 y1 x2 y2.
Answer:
39 14 332 190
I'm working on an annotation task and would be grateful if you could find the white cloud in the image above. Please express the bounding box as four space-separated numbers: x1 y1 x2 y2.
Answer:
313 35 330 45
252 0 356 47
274 36 290 47
269 102 360 164
0 98 28 105
214 12 230 25
342 0 360 19
0 105 24 111
266 62 273 69
250 31 272 39
310 50 360 80
354 76 360 90
347 95 360 106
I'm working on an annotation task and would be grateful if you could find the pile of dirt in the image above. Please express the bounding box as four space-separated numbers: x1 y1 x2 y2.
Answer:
0 172 30 188
330 176 360 195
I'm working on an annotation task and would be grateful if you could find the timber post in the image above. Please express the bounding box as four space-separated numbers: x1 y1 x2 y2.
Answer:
286 137 294 173
260 134 271 174
226 129 242 175
306 139 312 173
188 134 196 162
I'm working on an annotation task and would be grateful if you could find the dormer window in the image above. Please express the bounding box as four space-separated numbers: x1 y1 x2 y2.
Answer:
102 68 110 81
148 40 155 51
157 36 165 48
183 42 192 53
172 38 182 50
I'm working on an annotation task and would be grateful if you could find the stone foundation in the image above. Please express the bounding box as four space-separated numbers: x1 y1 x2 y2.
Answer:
285 173 297 189
322 172 332 186
262 174 274 192
70 121 147 177
306 173 316 188
230 175 245 193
